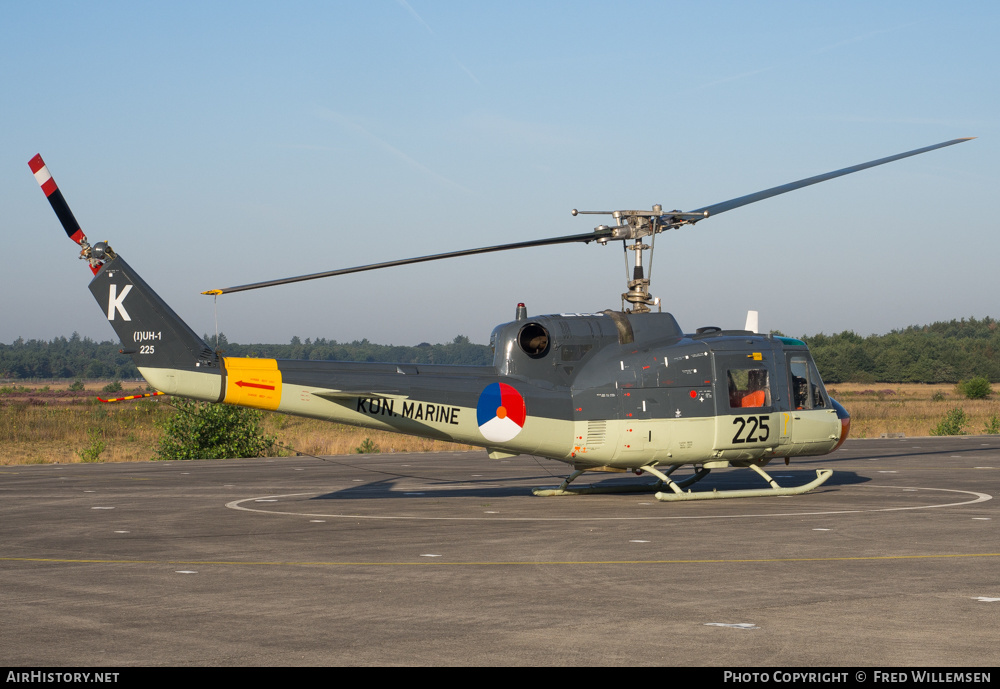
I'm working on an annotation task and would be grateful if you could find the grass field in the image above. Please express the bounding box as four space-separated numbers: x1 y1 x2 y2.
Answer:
1 380 998 465
0 380 475 466
827 382 1000 439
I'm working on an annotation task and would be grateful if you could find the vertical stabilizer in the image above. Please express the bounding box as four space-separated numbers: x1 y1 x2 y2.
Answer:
88 257 223 401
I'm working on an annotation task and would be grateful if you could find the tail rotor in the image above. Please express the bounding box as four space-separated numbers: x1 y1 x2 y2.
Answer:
28 154 101 275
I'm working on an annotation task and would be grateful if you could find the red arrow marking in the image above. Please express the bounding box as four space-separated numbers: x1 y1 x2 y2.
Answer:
235 381 275 391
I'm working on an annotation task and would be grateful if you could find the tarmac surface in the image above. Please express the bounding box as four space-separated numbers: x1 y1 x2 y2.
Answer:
2 436 998 667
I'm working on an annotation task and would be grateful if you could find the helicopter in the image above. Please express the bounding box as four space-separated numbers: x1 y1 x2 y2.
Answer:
29 137 972 502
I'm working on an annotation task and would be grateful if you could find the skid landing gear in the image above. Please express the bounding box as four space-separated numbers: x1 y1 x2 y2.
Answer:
653 465 833 502
533 464 833 501
532 464 711 497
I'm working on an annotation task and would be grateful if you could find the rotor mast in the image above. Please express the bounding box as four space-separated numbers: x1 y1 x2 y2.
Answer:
572 206 709 313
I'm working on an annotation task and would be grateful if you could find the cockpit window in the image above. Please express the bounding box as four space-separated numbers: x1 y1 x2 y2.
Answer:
517 323 550 359
789 355 828 409
728 368 771 408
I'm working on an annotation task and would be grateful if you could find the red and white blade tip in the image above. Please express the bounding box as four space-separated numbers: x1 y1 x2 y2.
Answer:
28 154 58 197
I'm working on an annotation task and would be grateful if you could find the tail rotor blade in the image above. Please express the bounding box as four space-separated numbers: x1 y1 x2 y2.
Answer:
28 155 87 246
29 155 100 275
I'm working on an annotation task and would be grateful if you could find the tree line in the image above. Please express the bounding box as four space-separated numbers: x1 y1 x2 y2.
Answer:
804 317 1000 383
0 333 493 380
2 316 997 383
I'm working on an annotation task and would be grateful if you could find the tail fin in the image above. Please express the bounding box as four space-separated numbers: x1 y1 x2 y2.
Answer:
90 256 223 400
31 154 223 402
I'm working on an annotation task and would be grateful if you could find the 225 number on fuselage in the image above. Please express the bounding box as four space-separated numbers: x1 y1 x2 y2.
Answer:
732 415 770 444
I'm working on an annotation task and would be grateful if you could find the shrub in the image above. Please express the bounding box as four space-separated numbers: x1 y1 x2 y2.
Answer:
985 415 1000 435
77 429 106 463
69 380 85 392
355 438 381 454
957 377 993 400
102 380 123 394
155 399 277 460
930 408 969 436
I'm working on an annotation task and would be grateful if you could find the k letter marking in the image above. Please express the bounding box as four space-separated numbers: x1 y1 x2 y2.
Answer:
107 284 133 321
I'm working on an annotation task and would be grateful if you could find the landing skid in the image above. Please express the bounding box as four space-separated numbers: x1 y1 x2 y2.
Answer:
653 465 833 502
533 464 833 501
532 465 710 497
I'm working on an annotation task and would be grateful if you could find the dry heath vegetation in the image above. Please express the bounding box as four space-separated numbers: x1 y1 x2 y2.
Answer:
826 382 999 438
0 380 474 466
1 380 997 466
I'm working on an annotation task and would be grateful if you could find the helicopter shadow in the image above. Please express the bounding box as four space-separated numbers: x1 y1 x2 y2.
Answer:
312 475 555 500
310 468 870 501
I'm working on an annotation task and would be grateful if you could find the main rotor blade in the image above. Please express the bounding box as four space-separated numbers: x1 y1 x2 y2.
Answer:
688 137 974 219
204 229 614 295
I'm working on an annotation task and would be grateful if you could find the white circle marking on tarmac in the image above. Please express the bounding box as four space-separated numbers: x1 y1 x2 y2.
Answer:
225 484 992 522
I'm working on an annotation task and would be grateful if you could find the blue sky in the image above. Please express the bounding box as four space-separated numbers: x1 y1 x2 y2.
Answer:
3 1 995 346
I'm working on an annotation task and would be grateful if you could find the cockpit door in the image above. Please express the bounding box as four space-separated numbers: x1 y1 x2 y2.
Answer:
786 353 838 446
713 351 777 449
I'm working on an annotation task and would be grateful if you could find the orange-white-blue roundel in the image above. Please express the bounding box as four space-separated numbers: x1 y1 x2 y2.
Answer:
477 382 526 442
